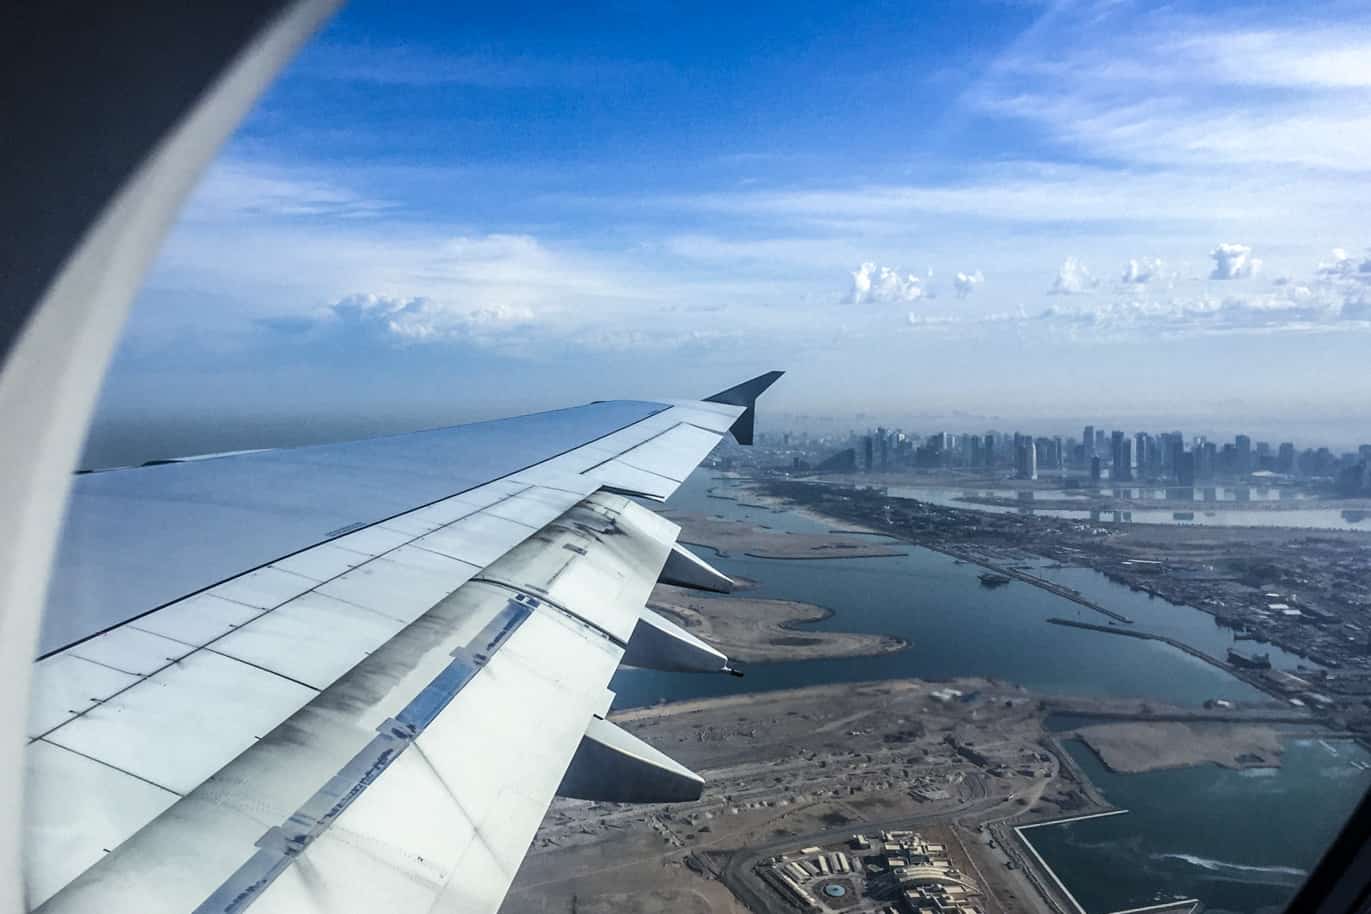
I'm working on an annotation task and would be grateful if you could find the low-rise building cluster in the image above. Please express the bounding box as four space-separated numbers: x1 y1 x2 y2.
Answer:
759 830 983 914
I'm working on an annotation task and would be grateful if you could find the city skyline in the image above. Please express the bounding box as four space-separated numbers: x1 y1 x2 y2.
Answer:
751 422 1371 489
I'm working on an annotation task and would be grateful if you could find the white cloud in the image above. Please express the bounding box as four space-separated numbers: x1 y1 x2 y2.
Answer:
1316 247 1371 278
954 270 984 297
325 294 533 343
1049 257 1096 294
1210 243 1262 280
184 161 393 220
845 262 925 305
1196 29 1371 91
1121 257 1163 284
974 17 1371 173
899 248 1371 340
904 292 1371 340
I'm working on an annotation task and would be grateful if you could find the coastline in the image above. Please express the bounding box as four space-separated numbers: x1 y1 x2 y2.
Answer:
648 582 908 663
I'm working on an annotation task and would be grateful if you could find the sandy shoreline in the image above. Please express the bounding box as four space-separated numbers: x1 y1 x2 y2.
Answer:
662 508 905 560
649 582 907 663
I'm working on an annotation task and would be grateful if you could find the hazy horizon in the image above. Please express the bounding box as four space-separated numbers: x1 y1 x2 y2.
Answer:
93 0 1371 453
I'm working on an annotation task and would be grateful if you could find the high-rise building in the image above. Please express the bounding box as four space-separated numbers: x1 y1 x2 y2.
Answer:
1176 450 1196 486
1095 429 1107 455
1235 434 1252 475
1134 432 1149 480
1110 430 1132 482
1090 456 1102 482
863 435 874 472
1014 434 1037 480
1198 441 1217 480
1159 431 1183 475
1083 425 1095 460
1277 442 1296 474
983 433 994 468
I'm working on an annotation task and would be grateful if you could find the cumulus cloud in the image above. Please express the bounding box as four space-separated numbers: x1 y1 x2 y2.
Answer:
953 270 985 298
903 254 1371 339
1209 243 1262 280
325 293 533 343
845 262 925 304
907 294 1371 339
1049 257 1096 294
1316 247 1371 278
1121 257 1163 284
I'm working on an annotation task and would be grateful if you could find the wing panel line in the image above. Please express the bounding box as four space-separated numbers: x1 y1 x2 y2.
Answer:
190 595 536 914
40 403 672 660
576 421 685 474
31 487 549 743
468 576 626 648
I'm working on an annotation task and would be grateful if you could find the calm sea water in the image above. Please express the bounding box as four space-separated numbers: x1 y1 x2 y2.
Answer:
613 473 1309 708
614 471 1369 914
883 484 1369 532
1022 738 1370 914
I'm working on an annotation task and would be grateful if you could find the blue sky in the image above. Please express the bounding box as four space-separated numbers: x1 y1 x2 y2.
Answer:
99 0 1371 440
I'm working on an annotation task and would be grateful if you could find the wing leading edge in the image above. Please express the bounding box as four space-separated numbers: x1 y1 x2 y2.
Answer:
26 374 781 914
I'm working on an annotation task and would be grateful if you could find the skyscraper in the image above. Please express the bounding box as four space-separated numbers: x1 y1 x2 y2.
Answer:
1278 442 1296 474
1110 430 1132 482
1083 425 1095 460
1236 434 1252 475
1176 450 1196 486
1014 434 1037 480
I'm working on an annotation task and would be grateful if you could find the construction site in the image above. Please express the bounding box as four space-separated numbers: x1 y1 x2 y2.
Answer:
758 831 984 914
499 671 1338 914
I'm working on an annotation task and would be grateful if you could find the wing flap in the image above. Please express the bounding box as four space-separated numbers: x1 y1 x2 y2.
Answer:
35 491 667 914
246 606 620 914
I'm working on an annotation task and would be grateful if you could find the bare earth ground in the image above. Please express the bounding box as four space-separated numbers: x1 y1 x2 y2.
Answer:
660 509 906 560
502 678 1091 914
649 582 907 663
503 685 1331 914
1072 720 1284 772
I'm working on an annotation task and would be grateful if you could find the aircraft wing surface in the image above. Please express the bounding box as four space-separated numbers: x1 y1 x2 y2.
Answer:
26 372 780 914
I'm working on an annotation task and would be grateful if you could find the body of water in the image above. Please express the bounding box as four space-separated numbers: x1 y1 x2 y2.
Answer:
895 484 1310 503
610 471 1367 914
1022 738 1370 914
881 485 1369 532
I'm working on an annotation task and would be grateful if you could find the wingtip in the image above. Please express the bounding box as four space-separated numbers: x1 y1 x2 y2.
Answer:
703 370 785 408
703 371 784 446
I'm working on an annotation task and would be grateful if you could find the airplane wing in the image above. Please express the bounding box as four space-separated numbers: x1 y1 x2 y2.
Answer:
25 371 781 913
